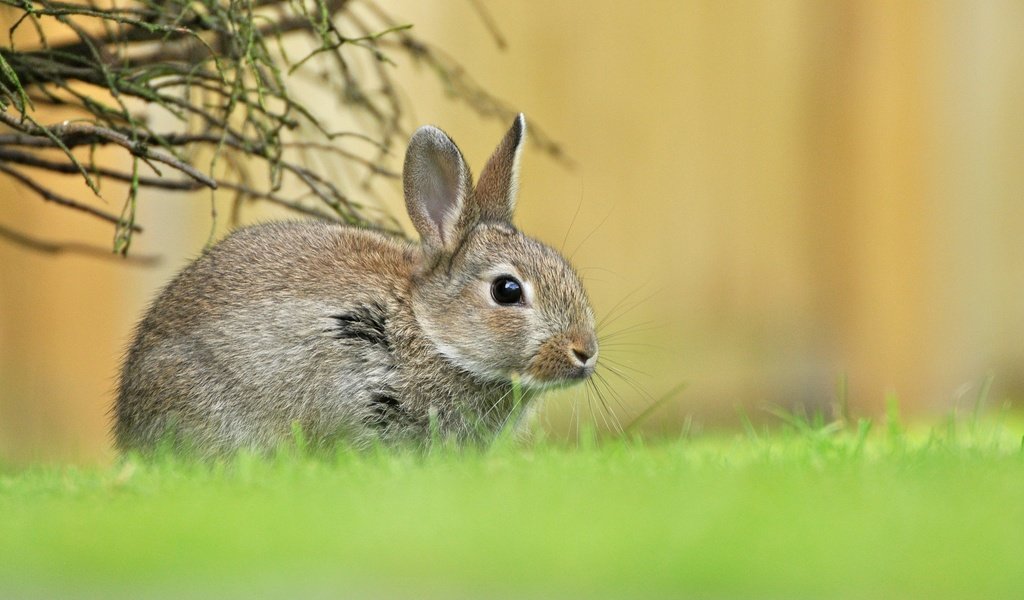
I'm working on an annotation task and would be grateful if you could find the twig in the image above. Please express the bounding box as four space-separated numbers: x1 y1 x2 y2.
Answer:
0 146 203 190
0 112 217 187
0 162 142 231
0 223 160 264
0 0 563 255
466 0 507 50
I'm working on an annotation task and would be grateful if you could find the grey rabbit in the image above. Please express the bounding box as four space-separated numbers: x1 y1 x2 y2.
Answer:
115 115 598 456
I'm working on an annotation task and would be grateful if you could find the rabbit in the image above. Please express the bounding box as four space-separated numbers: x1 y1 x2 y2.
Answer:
114 114 598 456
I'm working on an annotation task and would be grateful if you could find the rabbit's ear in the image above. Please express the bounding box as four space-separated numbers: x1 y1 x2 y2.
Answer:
474 113 526 223
404 125 473 251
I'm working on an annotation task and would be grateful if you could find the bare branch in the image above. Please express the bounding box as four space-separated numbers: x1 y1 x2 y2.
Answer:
0 0 564 255
0 223 160 264
0 113 217 187
0 161 142 231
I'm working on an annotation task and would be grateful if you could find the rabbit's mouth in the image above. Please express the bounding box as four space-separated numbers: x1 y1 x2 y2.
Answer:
520 332 598 389
518 365 595 391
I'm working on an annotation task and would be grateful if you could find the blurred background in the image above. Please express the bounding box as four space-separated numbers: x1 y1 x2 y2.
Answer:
1 1 1022 462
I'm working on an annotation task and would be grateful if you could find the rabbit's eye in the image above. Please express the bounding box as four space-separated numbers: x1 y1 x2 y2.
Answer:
491 276 523 305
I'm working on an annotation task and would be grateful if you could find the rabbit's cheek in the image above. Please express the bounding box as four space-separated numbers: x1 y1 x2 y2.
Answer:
414 296 531 379
478 309 532 368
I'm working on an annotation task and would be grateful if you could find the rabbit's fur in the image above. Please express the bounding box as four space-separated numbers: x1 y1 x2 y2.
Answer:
115 115 598 455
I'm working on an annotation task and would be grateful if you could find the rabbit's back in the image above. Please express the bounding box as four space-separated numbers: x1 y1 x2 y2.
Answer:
116 221 418 454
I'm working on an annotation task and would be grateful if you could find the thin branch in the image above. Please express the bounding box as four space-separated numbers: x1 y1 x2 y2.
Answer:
0 0 564 255
0 223 160 264
466 0 507 50
0 146 202 189
0 161 142 231
0 112 217 187
281 141 398 178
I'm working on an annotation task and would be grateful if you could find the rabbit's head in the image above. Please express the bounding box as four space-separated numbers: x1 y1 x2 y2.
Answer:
405 115 597 389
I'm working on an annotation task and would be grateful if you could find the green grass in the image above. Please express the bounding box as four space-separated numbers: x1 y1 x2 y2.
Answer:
2 416 1023 599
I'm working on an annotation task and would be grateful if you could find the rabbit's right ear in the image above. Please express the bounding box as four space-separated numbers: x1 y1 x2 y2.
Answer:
403 125 472 253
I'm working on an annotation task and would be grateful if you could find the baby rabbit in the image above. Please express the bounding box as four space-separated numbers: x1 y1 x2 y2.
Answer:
115 115 598 456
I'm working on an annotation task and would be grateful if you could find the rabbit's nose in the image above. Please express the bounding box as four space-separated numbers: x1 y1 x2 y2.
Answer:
569 336 598 367
572 347 593 364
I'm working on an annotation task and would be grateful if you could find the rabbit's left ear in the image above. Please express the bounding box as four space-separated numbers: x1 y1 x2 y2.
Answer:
473 113 526 223
404 125 473 252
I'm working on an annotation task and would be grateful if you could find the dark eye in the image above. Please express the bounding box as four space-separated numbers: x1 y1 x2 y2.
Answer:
491 276 523 305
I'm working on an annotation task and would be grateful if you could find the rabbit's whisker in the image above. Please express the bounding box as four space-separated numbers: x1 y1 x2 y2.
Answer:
593 370 628 424
596 363 657 425
597 291 661 333
598 320 659 342
589 374 623 435
560 183 586 253
598 356 649 378
568 198 615 261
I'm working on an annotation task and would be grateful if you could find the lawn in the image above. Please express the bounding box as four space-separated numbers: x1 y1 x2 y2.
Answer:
2 414 1023 599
